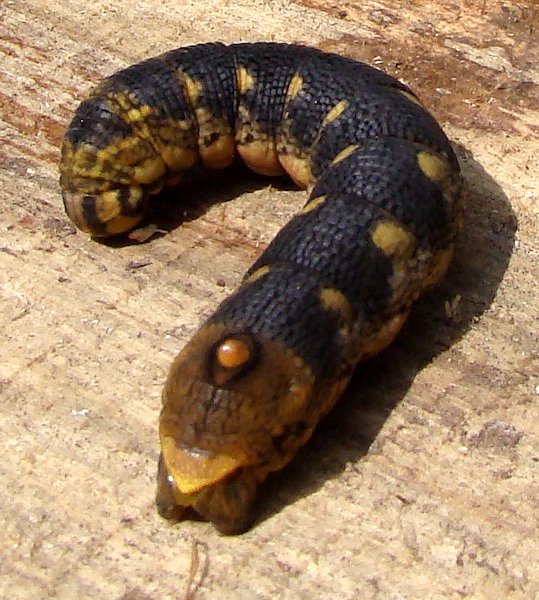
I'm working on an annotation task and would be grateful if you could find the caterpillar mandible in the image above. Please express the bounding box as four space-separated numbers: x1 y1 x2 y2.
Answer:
60 42 463 534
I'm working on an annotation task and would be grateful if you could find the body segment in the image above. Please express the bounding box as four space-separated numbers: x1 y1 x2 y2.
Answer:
60 43 463 533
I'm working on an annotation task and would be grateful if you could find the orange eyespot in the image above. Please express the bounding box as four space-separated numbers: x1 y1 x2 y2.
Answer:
215 338 252 369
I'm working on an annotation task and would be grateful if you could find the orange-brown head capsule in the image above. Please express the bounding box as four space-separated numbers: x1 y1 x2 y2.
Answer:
156 323 319 533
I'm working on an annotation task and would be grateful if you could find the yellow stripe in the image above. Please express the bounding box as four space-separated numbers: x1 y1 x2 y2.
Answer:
322 100 348 127
183 74 203 105
300 195 327 214
286 73 303 100
399 89 423 106
243 265 271 284
236 67 254 95
126 104 153 122
331 144 358 165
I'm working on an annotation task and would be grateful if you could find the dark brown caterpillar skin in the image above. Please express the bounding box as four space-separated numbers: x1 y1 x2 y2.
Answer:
59 42 463 534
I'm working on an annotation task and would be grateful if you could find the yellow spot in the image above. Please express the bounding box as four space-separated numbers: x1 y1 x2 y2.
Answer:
287 73 304 100
122 185 144 209
237 103 251 124
236 67 254 95
95 189 122 222
132 157 166 184
322 100 349 126
160 437 245 494
194 110 235 169
417 151 450 182
320 288 354 334
105 214 143 235
301 195 327 214
244 265 270 284
216 338 251 369
278 152 312 188
91 189 144 235
194 106 213 128
237 138 285 177
331 144 359 165
125 104 153 123
399 89 423 106
160 145 198 171
158 120 193 140
371 221 415 257
183 74 203 105
200 134 235 169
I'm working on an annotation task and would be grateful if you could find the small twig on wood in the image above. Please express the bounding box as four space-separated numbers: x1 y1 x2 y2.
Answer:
184 539 210 600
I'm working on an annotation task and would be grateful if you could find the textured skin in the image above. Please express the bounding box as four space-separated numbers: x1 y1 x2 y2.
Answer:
59 42 463 534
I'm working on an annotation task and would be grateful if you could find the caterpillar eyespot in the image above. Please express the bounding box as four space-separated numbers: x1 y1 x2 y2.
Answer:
60 42 463 534
215 338 252 369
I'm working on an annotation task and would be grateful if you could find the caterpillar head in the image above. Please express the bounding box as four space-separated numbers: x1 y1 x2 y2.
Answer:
156 322 316 534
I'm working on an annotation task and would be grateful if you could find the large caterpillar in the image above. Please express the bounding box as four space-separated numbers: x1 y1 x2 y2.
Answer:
60 42 463 534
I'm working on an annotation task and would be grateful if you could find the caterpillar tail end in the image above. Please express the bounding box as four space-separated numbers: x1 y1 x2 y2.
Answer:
61 187 146 237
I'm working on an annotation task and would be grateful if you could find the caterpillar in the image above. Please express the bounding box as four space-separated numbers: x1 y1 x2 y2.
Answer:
59 42 463 534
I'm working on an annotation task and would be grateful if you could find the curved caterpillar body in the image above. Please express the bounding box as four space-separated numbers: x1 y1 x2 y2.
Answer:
60 42 463 534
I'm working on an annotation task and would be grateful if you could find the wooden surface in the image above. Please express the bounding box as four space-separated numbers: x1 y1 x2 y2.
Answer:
1 1 538 598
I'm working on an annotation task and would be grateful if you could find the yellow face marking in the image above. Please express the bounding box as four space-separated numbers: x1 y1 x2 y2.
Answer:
287 73 304 100
399 89 423 106
183 74 203 105
417 151 450 182
236 67 255 95
331 144 359 165
322 100 349 127
160 436 245 494
216 338 252 369
371 220 415 257
301 195 327 214
320 288 354 334
244 265 270 284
